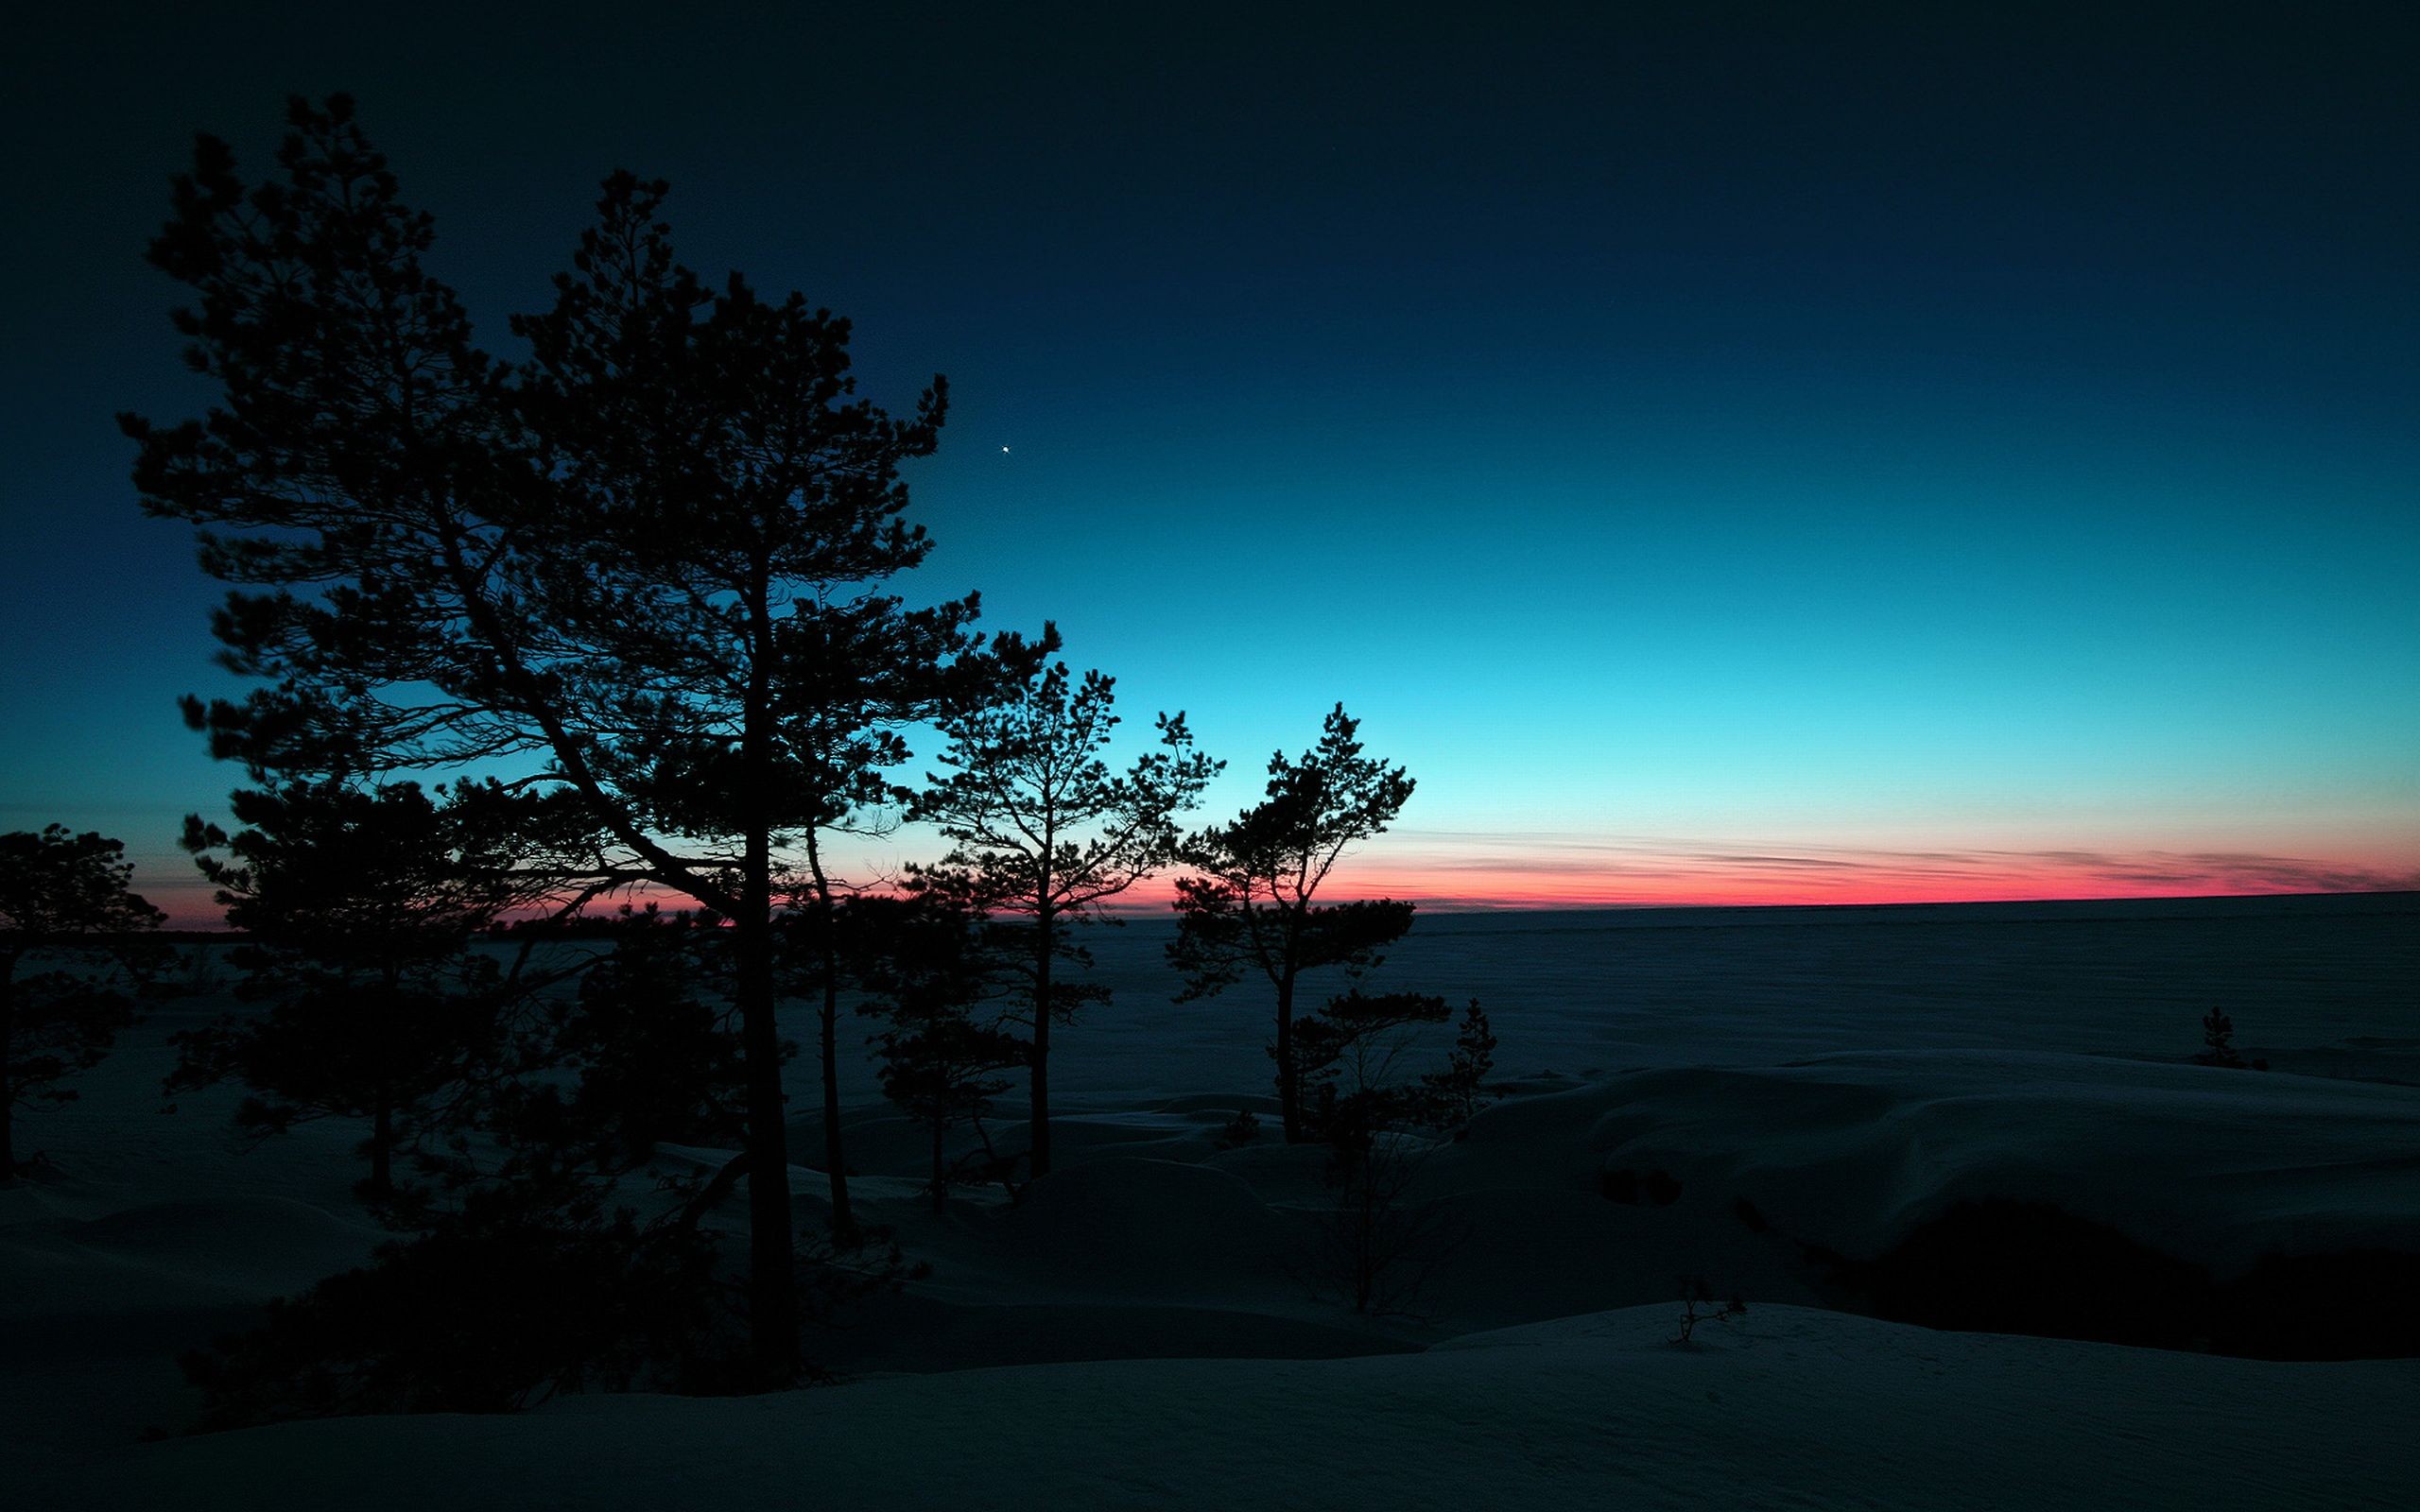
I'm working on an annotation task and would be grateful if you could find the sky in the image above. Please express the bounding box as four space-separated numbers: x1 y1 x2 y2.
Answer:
3 2 2415 923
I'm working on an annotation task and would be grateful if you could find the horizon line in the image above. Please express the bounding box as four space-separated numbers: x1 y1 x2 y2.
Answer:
144 885 2418 934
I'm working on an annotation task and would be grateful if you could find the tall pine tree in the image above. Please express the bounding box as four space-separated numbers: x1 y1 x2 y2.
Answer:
123 97 987 1379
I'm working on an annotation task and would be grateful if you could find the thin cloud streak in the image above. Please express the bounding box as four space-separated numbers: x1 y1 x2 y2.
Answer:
1347 831 2420 908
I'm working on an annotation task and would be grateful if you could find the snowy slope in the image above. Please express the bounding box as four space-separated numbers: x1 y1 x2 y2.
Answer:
40 1304 2419 1512
7 902 2415 1506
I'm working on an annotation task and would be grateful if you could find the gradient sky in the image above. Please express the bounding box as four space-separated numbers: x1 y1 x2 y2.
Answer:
4 2 2415 922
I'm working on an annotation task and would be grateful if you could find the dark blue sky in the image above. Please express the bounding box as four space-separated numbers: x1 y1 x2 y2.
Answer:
5 2 2415 917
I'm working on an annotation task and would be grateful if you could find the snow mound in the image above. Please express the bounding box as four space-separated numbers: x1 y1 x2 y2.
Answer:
1447 1049 2420 1270
46 1304 2419 1511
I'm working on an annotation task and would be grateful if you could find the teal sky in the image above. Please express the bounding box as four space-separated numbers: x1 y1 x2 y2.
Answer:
3 3 2414 920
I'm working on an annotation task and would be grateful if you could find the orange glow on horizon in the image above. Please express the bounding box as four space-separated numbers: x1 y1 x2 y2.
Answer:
140 843 2420 930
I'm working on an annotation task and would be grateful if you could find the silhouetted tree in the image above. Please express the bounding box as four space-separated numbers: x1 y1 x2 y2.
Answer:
916 630 1219 1175
1290 992 1496 1136
1421 1000 1497 1126
844 895 1028 1212
1169 705 1415 1142
2193 1006 2267 1072
1292 989 1454 1133
124 96 987 1378
168 780 558 1194
190 896 908 1423
759 597 1011 1239
1301 992 1495 1314
0 827 166 1177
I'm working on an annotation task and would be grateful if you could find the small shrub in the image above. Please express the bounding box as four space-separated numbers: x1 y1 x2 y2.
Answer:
1216 1108 1262 1149
2195 1007 2265 1070
1673 1277 1747 1344
1418 1002 1496 1127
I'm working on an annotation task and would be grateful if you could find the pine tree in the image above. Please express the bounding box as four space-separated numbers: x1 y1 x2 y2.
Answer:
1420 1001 1497 1127
844 895 1028 1212
1296 991 1495 1314
1168 705 1414 1143
915 630 1219 1175
123 97 989 1377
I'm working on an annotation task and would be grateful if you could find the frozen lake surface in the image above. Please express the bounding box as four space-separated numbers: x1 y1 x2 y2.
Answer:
977 891 2419 1104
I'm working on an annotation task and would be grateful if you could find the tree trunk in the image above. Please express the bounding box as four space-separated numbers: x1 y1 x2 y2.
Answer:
734 882 799 1383
737 558 800 1384
370 967 398 1195
370 1083 393 1195
0 962 15 1178
1030 905 1053 1177
930 1116 947 1214
1275 964 1300 1143
799 829 853 1235
816 880 854 1235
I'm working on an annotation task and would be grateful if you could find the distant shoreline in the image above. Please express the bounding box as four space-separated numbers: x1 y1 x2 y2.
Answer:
113 888 2418 940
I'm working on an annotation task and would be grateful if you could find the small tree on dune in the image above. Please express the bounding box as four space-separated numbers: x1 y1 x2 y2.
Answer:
0 826 167 1177
2195 1006 2266 1071
1169 704 1415 1143
845 894 1028 1212
1298 991 1496 1314
1291 991 1496 1138
915 628 1220 1176
1421 999 1497 1127
1290 989 1456 1136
